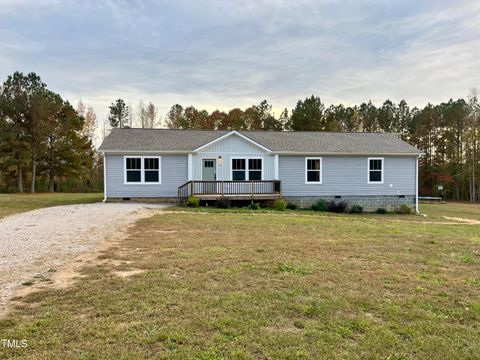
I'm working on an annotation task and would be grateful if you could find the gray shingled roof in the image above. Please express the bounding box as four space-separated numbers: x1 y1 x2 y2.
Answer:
98 128 421 154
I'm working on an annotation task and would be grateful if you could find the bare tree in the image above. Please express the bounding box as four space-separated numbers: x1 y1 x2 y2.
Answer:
468 87 479 202
144 102 158 128
127 102 134 128
138 101 147 128
138 101 158 128
77 100 97 143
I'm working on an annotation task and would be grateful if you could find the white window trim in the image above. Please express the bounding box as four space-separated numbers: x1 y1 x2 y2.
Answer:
124 156 161 185
230 157 263 181
305 157 322 184
367 157 384 184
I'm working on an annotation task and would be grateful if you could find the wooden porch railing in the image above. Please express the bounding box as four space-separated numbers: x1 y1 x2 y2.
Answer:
178 180 281 205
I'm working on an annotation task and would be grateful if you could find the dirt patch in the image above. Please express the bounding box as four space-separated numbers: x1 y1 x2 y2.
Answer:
442 216 480 225
145 229 178 234
112 269 146 278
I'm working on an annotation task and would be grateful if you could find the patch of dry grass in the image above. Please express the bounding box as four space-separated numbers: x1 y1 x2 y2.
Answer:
0 193 103 219
0 210 479 359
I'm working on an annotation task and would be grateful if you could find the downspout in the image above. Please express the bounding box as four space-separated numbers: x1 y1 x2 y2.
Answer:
415 155 419 213
103 152 107 202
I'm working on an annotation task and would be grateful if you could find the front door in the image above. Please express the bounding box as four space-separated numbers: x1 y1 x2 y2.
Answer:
202 159 216 194
202 159 216 181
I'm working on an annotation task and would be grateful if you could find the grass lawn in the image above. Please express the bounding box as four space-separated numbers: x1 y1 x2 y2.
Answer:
176 202 480 224
0 192 103 219
420 202 480 222
1 203 479 359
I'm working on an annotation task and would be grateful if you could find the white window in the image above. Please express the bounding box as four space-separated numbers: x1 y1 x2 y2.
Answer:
248 159 262 180
305 157 322 184
368 157 383 184
232 158 246 180
231 158 263 180
125 157 141 183
124 156 161 184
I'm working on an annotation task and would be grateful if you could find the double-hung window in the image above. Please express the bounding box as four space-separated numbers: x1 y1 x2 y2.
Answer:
248 159 262 180
232 159 246 180
125 156 161 184
231 158 262 180
305 157 322 184
144 158 160 183
126 157 141 183
368 158 383 184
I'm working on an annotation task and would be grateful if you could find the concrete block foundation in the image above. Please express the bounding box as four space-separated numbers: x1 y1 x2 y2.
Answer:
283 195 416 212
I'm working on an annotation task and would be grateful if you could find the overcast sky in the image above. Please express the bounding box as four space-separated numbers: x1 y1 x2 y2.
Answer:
1 0 479 139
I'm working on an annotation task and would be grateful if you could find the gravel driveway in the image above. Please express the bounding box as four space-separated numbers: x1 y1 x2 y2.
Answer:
0 202 168 309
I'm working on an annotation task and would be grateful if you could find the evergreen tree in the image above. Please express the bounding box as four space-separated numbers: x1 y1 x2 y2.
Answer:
165 104 188 128
289 96 324 131
108 98 129 128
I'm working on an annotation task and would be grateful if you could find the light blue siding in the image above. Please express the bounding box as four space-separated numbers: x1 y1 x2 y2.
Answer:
201 134 266 153
279 156 416 196
193 134 275 180
105 154 187 198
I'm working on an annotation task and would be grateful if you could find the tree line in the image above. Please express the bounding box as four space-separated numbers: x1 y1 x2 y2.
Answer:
1 69 478 201
111 95 479 201
0 72 100 193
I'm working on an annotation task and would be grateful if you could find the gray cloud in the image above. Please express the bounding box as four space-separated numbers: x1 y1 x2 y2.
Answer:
0 0 479 145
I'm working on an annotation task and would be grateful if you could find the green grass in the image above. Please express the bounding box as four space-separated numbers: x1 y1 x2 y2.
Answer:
1 204 479 359
420 202 480 221
179 202 480 223
0 193 103 219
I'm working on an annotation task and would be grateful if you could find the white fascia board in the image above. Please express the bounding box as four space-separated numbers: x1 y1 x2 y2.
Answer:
101 150 192 154
272 151 423 156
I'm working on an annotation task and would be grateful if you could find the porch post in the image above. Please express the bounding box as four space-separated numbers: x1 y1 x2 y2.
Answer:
188 154 193 181
274 154 279 179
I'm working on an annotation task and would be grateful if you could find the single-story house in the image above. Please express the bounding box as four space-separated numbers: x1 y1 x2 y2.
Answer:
98 128 422 212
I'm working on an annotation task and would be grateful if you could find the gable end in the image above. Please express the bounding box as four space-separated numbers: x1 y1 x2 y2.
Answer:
194 131 271 153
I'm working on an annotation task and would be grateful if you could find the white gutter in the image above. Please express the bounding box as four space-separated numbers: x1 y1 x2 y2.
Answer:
101 150 192 154
271 151 424 156
101 150 423 157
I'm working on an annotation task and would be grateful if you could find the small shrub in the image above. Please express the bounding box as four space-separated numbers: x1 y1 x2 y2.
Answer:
247 202 260 210
286 202 298 210
274 199 287 211
311 199 327 211
376 207 388 214
215 198 231 209
398 204 412 214
327 201 348 213
349 204 363 214
186 195 200 207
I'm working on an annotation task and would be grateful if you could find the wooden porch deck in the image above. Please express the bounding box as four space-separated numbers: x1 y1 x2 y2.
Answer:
178 180 282 204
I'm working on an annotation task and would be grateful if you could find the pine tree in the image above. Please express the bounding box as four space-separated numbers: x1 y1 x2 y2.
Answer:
108 99 129 128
